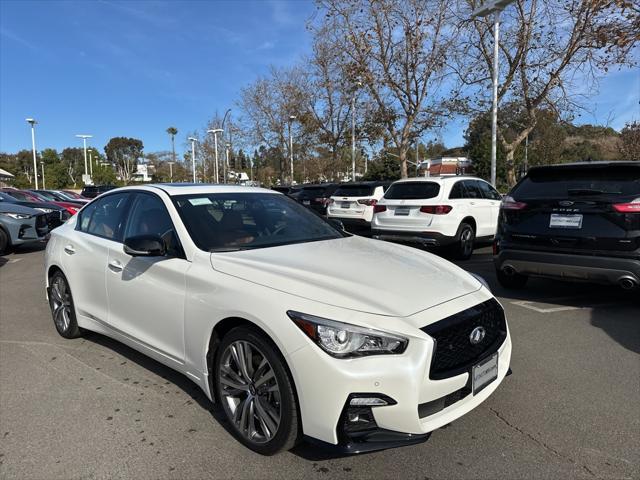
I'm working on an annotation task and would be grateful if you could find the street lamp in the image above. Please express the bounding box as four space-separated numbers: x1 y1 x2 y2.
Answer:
471 0 515 187
188 137 198 183
225 143 231 184
25 118 38 189
168 161 175 182
75 134 93 180
207 128 223 184
88 148 94 176
288 115 296 184
40 161 45 189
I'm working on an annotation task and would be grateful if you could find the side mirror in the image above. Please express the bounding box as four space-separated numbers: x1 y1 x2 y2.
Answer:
123 235 166 257
329 218 345 231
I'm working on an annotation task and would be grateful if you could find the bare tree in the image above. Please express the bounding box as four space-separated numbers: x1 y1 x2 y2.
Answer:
316 0 459 178
458 0 638 184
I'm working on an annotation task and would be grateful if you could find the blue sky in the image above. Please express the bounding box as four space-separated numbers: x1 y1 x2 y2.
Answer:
1 0 638 159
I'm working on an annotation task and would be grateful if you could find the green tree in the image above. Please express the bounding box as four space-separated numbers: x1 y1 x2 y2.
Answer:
166 127 178 164
619 121 640 161
104 137 143 183
362 156 400 181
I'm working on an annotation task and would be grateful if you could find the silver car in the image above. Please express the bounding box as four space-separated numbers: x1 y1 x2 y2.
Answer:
0 201 48 254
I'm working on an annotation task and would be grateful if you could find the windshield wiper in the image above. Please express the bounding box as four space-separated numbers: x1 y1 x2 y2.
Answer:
567 188 618 196
209 246 250 253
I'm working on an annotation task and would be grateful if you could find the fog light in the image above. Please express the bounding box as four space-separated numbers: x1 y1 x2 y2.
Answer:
349 397 389 407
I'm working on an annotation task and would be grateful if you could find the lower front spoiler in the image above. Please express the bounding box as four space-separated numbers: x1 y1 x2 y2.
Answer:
304 429 431 455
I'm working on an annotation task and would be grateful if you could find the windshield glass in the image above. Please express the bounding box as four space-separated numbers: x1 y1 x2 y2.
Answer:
385 182 440 200
333 184 375 197
172 192 345 252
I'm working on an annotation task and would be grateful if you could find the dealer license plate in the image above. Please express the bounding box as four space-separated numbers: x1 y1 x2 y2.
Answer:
394 207 410 216
549 214 583 229
472 353 498 395
341 202 351 209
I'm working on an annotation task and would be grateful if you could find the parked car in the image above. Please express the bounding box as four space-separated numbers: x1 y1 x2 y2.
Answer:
327 181 391 228
271 186 292 195
32 189 89 206
0 200 49 254
0 191 69 230
45 184 511 455
62 190 90 201
494 161 640 290
80 185 116 199
372 176 502 259
292 183 338 215
27 190 84 215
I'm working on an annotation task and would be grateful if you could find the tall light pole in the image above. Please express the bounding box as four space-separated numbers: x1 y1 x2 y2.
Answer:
188 137 198 183
40 161 45 189
207 128 223 184
168 161 175 182
288 115 296 184
224 143 231 184
26 118 38 189
75 134 93 180
351 81 362 181
88 149 94 176
472 0 514 187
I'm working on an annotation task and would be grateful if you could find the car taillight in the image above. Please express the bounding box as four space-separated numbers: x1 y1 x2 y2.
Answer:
67 207 78 215
357 198 378 206
373 205 387 213
501 195 527 210
419 205 452 214
328 198 335 205
613 199 640 213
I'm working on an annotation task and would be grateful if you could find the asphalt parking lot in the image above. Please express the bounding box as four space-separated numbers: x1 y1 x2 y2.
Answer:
1 243 638 480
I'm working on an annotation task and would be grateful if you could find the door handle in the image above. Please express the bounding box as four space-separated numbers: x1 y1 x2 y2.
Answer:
64 245 75 255
108 260 123 272
470 202 476 205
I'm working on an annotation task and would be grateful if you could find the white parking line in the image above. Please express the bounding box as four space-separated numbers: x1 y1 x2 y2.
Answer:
510 300 580 313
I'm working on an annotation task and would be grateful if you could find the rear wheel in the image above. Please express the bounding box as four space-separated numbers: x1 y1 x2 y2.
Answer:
215 327 300 455
48 271 82 338
496 268 529 289
453 223 475 260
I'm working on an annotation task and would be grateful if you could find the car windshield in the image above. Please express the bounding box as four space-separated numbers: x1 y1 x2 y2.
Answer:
172 192 345 252
333 185 375 197
513 167 640 199
385 182 440 200
34 191 57 201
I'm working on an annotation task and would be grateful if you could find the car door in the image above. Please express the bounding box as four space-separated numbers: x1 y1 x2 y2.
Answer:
463 180 493 237
105 191 189 364
62 192 132 325
476 180 502 236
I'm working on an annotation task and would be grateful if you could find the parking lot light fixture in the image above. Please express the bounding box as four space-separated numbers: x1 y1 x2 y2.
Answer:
26 118 38 189
168 161 175 182
75 134 93 178
188 137 198 183
40 161 45 189
225 142 231 185
471 0 515 187
288 115 296 184
207 128 224 183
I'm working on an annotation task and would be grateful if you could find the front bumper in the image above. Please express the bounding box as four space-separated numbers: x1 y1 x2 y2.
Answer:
287 291 512 447
494 248 640 285
372 229 457 246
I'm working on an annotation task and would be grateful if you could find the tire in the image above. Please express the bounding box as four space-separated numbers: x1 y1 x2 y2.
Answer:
453 222 475 260
48 271 82 339
0 228 9 255
214 326 300 455
496 268 529 289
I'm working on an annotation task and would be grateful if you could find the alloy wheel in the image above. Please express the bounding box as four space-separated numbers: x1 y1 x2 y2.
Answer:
460 227 474 257
219 340 282 444
50 276 72 332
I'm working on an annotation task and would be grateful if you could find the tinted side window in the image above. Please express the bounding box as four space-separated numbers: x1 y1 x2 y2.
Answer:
477 181 502 200
463 181 482 199
124 193 182 257
449 181 466 199
84 193 131 242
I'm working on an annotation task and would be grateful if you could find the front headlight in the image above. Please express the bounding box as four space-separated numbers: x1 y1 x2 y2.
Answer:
35 208 54 213
0 212 33 219
287 311 408 358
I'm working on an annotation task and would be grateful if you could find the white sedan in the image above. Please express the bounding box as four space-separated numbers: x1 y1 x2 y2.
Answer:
45 184 511 455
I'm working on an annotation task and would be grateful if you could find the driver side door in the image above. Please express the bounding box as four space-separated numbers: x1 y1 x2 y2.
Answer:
105 191 189 365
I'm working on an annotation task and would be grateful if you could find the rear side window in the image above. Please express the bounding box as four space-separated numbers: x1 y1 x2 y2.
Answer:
385 182 440 200
449 181 466 199
512 167 640 199
333 185 375 197
78 193 131 242
462 180 483 199
476 181 502 200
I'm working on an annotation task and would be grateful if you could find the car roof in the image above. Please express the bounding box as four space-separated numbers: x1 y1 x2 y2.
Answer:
106 183 280 197
528 161 639 173
391 175 481 184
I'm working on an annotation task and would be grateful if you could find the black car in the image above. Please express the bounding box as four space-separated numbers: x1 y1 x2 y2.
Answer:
271 186 292 195
494 161 640 290
292 183 338 214
81 185 116 199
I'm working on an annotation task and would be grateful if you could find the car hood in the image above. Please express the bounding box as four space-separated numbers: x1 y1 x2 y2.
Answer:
0 201 41 215
209 236 480 317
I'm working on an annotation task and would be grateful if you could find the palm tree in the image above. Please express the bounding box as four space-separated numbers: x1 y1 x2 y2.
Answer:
166 127 178 164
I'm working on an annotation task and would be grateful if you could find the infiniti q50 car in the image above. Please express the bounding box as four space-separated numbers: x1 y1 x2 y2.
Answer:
45 184 511 455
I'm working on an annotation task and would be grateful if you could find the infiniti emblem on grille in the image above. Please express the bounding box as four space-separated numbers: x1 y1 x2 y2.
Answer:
469 326 486 345
559 200 574 206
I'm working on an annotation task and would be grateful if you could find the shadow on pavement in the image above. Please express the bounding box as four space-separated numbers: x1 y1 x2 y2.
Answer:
590 300 640 355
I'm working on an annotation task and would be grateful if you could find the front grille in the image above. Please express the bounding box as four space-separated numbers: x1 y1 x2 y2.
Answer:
35 213 49 236
421 298 506 380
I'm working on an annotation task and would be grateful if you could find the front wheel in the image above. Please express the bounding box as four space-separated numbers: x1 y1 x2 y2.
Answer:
0 228 9 255
496 268 529 289
214 327 300 455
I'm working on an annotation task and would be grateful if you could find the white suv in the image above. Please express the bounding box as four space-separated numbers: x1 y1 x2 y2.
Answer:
372 176 502 259
327 182 390 227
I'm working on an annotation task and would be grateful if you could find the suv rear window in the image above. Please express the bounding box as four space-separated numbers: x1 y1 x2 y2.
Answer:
513 166 640 199
333 185 375 197
384 182 440 200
